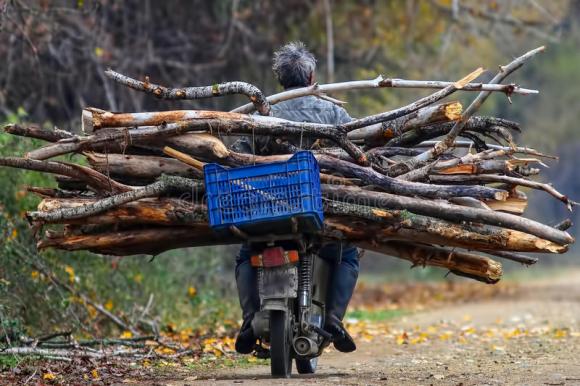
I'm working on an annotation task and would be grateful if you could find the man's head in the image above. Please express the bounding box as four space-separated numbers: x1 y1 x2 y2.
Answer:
272 41 316 89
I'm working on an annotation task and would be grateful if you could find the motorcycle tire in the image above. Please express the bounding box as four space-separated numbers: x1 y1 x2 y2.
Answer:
270 310 292 378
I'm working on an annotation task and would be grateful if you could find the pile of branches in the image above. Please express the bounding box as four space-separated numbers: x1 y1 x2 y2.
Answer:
1 46 575 284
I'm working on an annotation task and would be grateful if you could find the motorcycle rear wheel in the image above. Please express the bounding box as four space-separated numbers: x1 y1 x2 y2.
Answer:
270 310 292 378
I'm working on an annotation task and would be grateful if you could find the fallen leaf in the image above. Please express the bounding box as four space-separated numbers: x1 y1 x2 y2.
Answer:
43 372 56 380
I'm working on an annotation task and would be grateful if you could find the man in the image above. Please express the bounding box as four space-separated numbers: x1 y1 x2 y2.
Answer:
233 42 359 354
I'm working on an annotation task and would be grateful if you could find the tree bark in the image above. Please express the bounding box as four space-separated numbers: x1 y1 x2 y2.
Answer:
403 46 545 169
232 76 538 114
321 184 573 246
4 124 74 142
27 176 203 223
323 200 564 253
347 101 463 145
429 174 576 210
356 240 502 284
35 196 565 254
0 157 130 194
35 220 501 282
105 69 271 115
85 152 202 180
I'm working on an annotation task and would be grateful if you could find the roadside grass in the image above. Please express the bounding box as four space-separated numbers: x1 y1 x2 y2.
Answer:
182 355 269 371
346 308 407 322
0 356 20 371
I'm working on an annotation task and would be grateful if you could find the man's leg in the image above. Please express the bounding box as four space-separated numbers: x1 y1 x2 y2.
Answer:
319 242 359 353
235 243 260 354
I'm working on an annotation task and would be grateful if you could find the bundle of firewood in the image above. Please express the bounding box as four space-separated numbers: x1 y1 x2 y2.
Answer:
1 46 575 284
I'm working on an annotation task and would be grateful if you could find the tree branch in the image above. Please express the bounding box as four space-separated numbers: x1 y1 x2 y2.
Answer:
232 76 538 114
105 69 271 115
399 46 545 172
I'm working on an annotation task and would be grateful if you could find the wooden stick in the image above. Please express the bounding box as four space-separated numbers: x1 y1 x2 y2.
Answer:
105 69 271 115
397 46 545 173
0 157 130 194
232 76 538 114
429 174 576 210
339 68 484 133
413 140 557 159
27 176 203 223
162 146 205 172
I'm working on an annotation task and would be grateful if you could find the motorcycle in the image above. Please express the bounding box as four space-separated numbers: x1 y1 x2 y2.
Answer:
241 231 332 377
203 150 331 378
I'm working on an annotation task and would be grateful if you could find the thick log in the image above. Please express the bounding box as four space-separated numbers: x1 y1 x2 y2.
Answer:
323 200 564 253
356 240 502 284
434 159 540 176
38 198 206 225
485 190 528 215
104 70 271 115
38 226 233 256
36 223 502 282
321 184 573 246
347 101 462 145
85 153 203 180
35 197 564 254
162 133 230 161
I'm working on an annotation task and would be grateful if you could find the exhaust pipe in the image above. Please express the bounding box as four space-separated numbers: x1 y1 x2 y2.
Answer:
293 336 318 356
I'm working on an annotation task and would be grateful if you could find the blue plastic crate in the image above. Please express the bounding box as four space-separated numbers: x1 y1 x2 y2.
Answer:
203 151 324 233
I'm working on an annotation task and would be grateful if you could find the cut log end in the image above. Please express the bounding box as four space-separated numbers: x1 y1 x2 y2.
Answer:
493 191 510 201
444 101 463 121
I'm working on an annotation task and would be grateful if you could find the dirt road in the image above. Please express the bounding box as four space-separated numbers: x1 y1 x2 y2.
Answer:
172 271 580 386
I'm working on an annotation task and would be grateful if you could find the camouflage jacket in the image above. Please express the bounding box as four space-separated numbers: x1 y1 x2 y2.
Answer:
231 95 352 155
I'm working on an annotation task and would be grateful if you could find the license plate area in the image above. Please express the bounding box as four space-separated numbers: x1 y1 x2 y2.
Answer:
251 247 299 268
259 266 298 299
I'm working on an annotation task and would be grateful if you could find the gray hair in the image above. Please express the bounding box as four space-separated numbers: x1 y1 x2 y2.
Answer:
272 41 316 89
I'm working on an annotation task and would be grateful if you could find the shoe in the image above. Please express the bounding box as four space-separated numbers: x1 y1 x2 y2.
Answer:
324 262 358 353
235 317 257 354
325 315 356 352
234 260 260 354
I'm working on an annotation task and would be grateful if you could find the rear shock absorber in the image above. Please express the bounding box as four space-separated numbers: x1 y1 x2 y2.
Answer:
298 253 312 310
